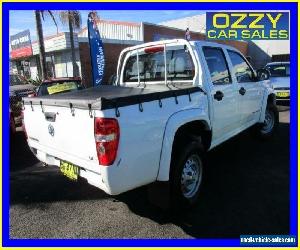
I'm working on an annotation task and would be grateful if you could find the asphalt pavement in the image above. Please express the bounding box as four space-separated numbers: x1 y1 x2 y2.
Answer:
9 105 290 239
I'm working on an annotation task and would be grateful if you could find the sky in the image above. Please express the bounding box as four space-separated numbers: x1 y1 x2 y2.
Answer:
9 10 204 41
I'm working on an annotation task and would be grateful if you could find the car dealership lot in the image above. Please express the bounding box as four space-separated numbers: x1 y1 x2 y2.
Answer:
9 105 290 239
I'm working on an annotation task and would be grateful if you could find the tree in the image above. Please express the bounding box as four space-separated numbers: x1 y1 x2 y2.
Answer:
34 10 57 80
59 11 81 77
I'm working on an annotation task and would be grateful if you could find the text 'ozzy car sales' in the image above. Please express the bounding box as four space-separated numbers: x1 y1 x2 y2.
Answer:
206 12 289 40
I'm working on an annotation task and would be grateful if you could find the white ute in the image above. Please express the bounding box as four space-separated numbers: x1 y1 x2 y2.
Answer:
23 39 278 207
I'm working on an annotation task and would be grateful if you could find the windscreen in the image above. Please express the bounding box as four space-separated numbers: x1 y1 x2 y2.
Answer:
123 47 195 83
266 64 290 77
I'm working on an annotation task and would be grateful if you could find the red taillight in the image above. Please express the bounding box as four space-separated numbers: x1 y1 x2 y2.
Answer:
144 46 164 54
94 118 120 166
21 111 27 139
28 92 36 97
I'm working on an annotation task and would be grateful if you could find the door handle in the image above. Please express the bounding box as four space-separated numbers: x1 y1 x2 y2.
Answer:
239 87 246 96
213 91 224 101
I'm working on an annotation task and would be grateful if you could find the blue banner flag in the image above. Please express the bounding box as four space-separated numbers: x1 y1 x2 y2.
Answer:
88 12 105 86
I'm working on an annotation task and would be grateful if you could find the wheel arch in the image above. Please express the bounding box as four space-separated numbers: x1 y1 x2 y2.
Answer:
259 90 276 123
173 120 211 151
157 109 211 181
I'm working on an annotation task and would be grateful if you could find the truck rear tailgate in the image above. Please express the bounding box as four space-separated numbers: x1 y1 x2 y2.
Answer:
24 104 97 164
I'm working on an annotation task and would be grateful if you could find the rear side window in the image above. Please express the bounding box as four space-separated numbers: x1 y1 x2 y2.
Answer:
123 50 165 82
123 48 195 83
228 51 254 83
202 47 231 85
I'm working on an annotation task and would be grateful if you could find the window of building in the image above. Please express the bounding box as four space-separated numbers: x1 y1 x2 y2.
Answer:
46 55 56 78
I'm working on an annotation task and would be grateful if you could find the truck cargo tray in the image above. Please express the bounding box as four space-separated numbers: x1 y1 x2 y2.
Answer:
23 84 202 111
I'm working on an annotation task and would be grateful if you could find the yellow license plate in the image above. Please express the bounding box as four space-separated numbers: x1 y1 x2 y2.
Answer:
276 92 289 98
60 161 79 180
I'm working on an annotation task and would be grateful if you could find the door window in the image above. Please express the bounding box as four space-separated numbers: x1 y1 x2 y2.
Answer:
228 51 254 83
202 47 231 85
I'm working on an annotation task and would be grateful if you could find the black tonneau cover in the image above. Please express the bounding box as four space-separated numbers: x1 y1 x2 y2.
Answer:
23 85 201 110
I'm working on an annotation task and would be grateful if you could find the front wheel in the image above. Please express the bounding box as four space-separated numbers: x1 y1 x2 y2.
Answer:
170 140 204 208
256 103 279 139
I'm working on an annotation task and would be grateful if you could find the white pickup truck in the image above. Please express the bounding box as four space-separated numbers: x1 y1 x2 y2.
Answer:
23 39 278 208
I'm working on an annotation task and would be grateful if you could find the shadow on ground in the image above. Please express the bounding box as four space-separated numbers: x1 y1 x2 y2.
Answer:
117 121 290 238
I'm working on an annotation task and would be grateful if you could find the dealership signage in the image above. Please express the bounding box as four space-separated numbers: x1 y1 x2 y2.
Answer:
206 12 289 40
10 29 33 58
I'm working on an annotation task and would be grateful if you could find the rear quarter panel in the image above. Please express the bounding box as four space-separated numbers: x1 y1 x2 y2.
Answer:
96 91 206 194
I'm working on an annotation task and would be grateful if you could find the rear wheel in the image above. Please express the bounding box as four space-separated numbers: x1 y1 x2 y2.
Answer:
170 139 204 208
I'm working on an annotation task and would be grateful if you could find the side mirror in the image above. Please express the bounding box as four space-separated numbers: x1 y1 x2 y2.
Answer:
256 69 270 81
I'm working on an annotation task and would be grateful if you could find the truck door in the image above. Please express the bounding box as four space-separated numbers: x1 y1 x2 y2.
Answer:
226 50 264 125
202 46 240 142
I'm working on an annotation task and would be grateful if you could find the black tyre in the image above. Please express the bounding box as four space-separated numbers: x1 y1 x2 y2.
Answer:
170 138 204 208
256 103 279 139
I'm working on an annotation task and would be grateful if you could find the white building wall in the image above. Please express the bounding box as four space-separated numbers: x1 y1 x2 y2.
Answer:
78 20 143 41
32 32 79 55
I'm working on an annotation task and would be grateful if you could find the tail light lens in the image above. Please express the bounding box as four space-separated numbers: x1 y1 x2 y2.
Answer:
94 118 120 166
28 92 36 97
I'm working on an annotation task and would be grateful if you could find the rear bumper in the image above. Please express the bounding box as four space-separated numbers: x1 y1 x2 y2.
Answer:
28 140 120 195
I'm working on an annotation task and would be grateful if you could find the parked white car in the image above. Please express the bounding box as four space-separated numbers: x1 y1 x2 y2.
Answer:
23 39 278 208
265 62 290 101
